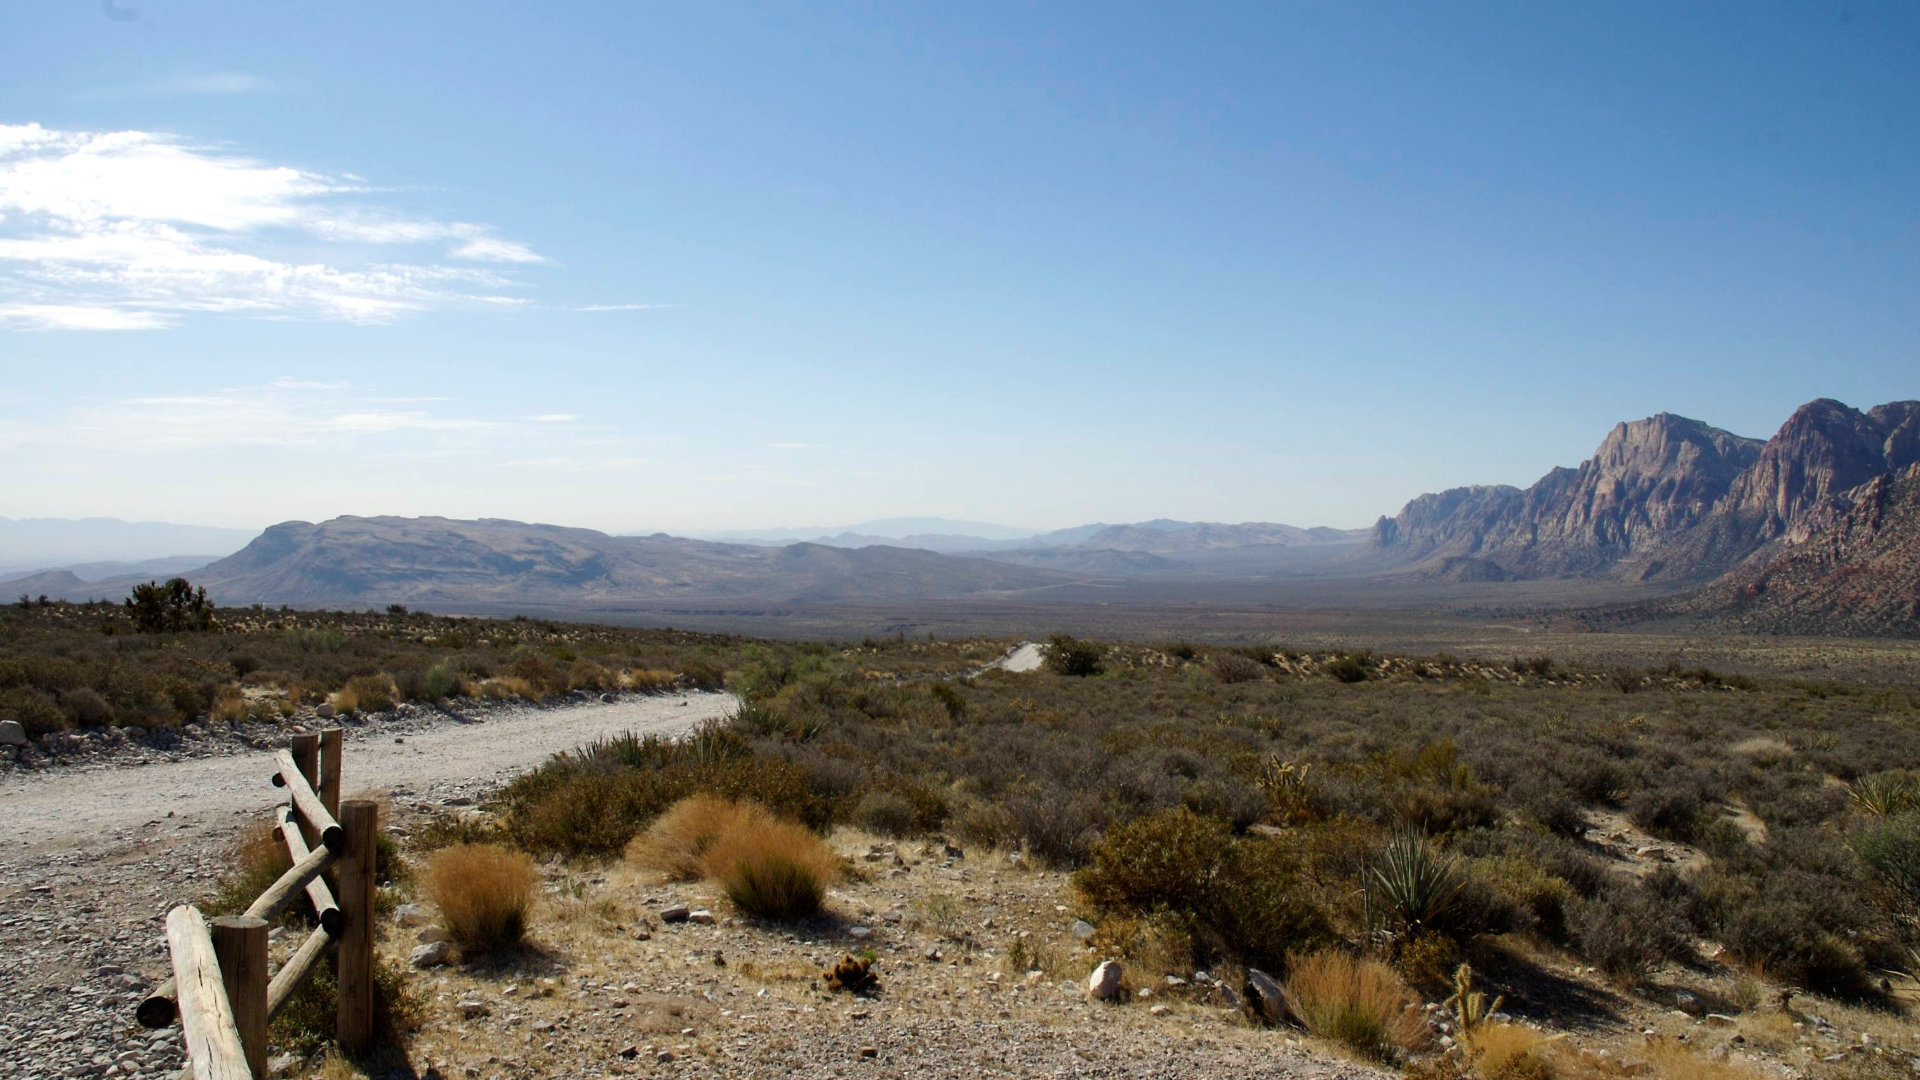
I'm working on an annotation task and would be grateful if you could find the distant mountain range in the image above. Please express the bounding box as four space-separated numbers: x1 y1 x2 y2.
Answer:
1370 397 1920 634
0 517 256 577
8 396 1917 634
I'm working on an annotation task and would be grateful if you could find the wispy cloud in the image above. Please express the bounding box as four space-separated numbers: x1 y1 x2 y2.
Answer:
0 122 545 330
575 302 674 312
77 73 275 100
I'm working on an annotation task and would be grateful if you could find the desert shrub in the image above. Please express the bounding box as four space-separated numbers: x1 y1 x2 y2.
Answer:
1075 807 1330 970
1043 633 1103 677
951 799 1019 850
333 673 398 716
1852 812 1920 908
1209 652 1265 684
1627 785 1706 842
423 843 537 952
1471 1022 1556 1080
703 815 838 920
1850 771 1920 817
852 789 919 837
627 794 771 879
60 686 112 726
3 686 69 736
1466 855 1574 943
203 823 295 920
270 952 421 1056
1573 880 1691 980
1280 949 1425 1063
1325 655 1370 683
626 668 677 693
928 681 967 720
124 578 214 633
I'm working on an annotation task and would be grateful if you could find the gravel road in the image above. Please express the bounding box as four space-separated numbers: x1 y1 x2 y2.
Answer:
1 691 738 858
0 692 735 1080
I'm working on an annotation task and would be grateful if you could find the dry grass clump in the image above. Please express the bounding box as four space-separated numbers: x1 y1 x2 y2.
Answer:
1280 949 1427 1063
629 795 838 919
330 673 397 715
627 794 774 880
423 843 538 952
1470 1023 1557 1080
624 668 678 693
824 954 878 994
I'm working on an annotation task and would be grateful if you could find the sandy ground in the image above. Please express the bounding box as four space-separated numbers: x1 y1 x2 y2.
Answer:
984 641 1045 673
0 691 738 858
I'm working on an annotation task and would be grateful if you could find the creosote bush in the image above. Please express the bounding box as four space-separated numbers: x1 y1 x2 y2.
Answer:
423 843 538 953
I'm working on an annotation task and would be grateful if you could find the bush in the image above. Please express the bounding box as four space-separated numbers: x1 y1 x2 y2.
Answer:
423 844 538 952
1853 812 1920 907
704 816 838 920
928 681 967 720
1627 786 1705 842
1209 652 1265 684
1075 807 1330 969
1326 655 1370 683
333 673 398 716
852 790 919 837
1280 949 1426 1063
1370 829 1466 937
1043 633 1103 677
1573 882 1690 981
627 794 769 879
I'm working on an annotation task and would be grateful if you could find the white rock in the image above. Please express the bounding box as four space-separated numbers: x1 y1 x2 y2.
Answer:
688 909 715 924
1149 1004 1171 1017
1088 960 1123 1000
395 903 431 927
315 703 336 719
417 926 451 944
409 941 452 969
1070 918 1096 941
457 998 490 1019
659 903 691 923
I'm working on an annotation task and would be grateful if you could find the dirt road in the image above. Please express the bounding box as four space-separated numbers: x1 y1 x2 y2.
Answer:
0 691 738 857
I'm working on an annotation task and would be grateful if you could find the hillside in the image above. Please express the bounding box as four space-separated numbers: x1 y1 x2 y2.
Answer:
1372 398 1920 586
179 516 1075 608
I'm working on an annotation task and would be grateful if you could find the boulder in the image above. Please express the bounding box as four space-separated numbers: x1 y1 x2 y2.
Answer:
659 903 691 923
409 941 452 969
1070 918 1096 941
395 903 431 927
1243 968 1286 1025
315 703 336 719
1087 960 1124 1001
0 720 26 747
1671 990 1705 1016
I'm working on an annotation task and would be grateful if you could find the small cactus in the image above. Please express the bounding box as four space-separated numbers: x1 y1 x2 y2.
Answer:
825 953 879 995
1444 963 1502 1042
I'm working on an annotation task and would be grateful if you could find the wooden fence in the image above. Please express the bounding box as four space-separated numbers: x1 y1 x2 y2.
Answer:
136 729 378 1079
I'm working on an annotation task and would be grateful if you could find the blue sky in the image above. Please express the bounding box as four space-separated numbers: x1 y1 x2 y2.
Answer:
3 2 1916 533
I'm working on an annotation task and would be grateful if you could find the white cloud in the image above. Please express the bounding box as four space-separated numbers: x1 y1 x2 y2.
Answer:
79 73 277 99
0 122 545 330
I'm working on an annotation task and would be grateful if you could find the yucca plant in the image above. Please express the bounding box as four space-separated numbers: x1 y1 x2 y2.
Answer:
1850 772 1919 817
1369 828 1465 936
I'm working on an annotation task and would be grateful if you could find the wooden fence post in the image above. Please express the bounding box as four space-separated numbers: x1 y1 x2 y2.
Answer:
166 906 251 1080
336 799 378 1054
289 733 320 851
319 728 343 820
210 916 268 1080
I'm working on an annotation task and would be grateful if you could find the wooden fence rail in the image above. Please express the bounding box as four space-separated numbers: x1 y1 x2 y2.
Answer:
137 728 376 1079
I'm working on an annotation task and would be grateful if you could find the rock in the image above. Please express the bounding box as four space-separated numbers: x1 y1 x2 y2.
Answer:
1069 919 1096 941
858 1047 878 1059
417 926 450 944
1150 1004 1171 1017
688 909 715 924
1243 967 1286 1025
659 903 691 923
395 903 431 927
1672 990 1705 1016
656 1051 676 1064
924 947 943 962
0 720 26 747
409 941 452 969
315 703 336 719
1704 1014 1738 1028
269 1053 298 1077
848 926 873 940
601 693 616 703
1087 960 1123 1001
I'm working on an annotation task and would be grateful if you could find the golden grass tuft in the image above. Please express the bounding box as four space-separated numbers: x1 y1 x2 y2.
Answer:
627 794 774 880
1280 949 1428 1063
422 843 538 952
1471 1022 1557 1080
630 795 838 920
624 668 678 693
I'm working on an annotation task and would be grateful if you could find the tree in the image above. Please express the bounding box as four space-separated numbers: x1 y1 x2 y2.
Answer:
1044 632 1104 677
125 577 215 633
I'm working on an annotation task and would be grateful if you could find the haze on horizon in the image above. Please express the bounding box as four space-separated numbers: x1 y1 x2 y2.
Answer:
4 3 1917 535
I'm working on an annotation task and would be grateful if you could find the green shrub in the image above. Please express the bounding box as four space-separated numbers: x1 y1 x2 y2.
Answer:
1043 633 1103 677
1573 882 1690 980
853 790 919 837
1326 654 1370 683
928 681 967 720
1853 812 1920 907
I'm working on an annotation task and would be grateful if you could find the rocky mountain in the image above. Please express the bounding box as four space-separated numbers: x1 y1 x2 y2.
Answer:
1371 398 1920 585
1664 463 1920 636
129 516 1074 609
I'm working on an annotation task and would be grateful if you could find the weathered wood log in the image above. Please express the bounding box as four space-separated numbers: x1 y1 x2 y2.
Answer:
268 925 336 1019
210 917 268 1079
276 806 342 935
165 906 251 1080
137 980 180 1028
319 728 343 819
288 734 321 856
246 841 335 926
271 748 342 850
336 800 378 1054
